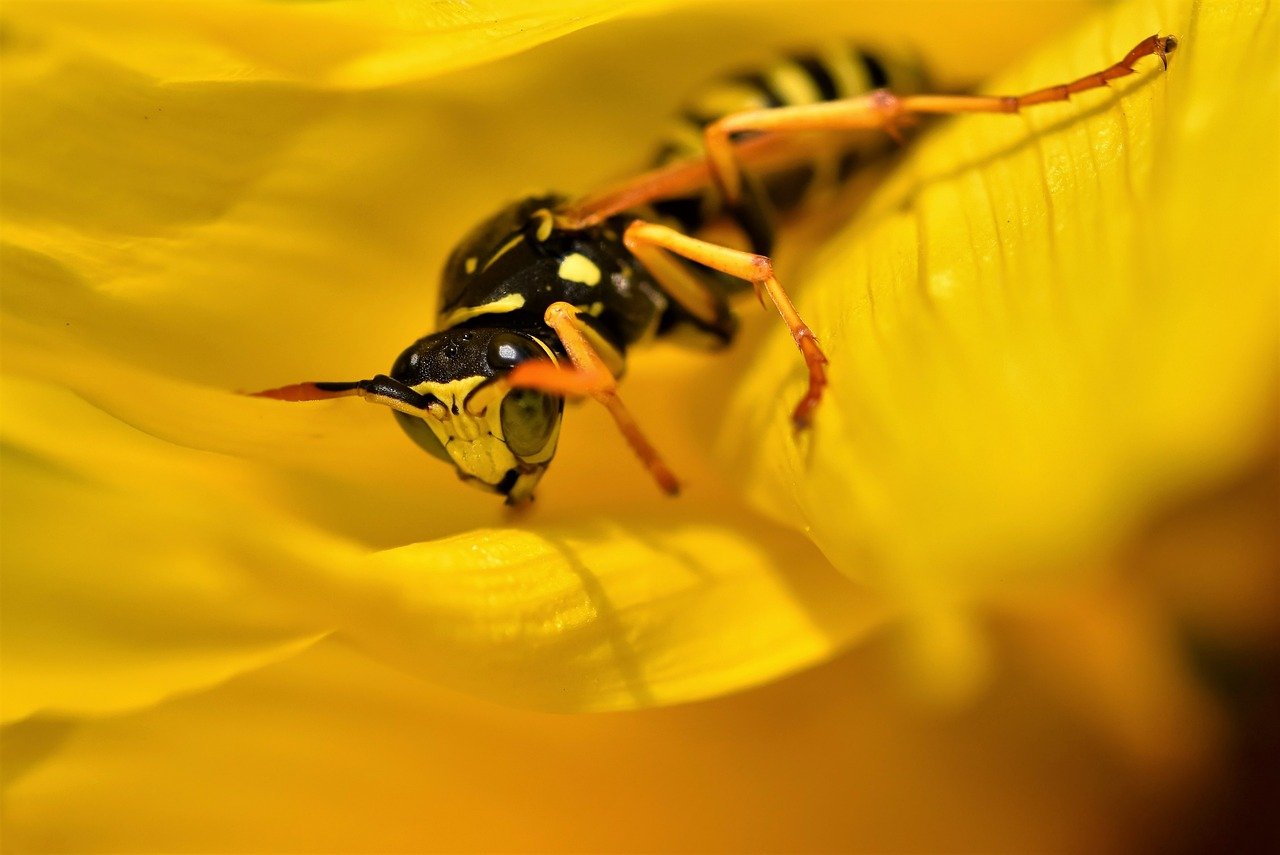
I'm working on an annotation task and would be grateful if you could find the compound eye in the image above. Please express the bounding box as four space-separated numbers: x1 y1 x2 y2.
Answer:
487 332 542 372
500 389 560 458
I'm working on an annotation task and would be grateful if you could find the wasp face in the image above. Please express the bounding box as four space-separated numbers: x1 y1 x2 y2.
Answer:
389 327 564 503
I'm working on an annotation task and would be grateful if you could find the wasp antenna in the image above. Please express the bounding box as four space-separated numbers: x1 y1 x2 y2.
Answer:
252 376 437 418
251 381 364 401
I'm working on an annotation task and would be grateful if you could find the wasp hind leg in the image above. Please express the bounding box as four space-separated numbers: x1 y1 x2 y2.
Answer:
624 220 827 428
703 34 1178 205
506 302 681 496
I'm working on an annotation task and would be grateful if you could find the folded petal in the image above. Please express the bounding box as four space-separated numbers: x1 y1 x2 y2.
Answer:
322 515 885 711
722 0 1278 637
0 378 328 722
2 372 881 718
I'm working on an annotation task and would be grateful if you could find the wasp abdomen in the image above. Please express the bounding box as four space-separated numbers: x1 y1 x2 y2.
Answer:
650 44 931 235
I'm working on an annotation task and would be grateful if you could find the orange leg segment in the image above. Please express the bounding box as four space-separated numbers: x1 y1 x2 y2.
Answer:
624 220 828 428
507 302 681 496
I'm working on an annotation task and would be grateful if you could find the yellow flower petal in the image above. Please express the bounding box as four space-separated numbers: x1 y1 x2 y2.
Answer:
3 637 1198 853
0 377 327 721
997 582 1222 777
1 370 881 718
722 0 1279 680
4 1 1270 848
1 0 669 88
332 514 885 711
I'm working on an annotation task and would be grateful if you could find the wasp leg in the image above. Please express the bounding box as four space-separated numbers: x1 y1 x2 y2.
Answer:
506 302 680 496
560 158 714 229
704 34 1178 204
624 220 827 428
625 236 730 328
559 133 819 228
252 375 438 418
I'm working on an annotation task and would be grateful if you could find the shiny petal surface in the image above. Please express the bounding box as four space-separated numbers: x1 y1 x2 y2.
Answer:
721 0 1278 699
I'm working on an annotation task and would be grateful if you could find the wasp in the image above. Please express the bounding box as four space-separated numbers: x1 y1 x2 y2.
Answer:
256 35 1177 504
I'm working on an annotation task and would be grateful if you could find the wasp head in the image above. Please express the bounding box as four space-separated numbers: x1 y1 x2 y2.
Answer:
389 327 564 504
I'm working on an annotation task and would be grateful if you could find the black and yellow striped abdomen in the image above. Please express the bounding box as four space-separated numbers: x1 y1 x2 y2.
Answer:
649 43 931 239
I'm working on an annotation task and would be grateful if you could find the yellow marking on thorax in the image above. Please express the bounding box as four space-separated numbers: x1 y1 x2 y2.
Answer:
438 293 526 328
481 233 526 273
558 253 601 286
531 208 554 241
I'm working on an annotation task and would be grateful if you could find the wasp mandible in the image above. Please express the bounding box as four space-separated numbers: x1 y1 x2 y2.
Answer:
256 35 1178 504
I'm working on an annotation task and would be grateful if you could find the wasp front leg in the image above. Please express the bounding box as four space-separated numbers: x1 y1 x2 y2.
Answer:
506 302 681 495
624 220 828 428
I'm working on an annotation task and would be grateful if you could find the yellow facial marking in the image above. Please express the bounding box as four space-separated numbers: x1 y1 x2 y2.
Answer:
464 256 477 274
410 376 517 485
412 376 488 417
558 252 601 286
438 293 526 328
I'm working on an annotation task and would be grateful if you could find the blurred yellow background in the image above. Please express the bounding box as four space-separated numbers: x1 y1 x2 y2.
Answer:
2 0 1277 851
